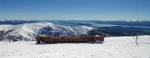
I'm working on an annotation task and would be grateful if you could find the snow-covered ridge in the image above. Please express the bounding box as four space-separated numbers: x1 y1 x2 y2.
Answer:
0 19 31 21
0 22 94 41
0 19 37 25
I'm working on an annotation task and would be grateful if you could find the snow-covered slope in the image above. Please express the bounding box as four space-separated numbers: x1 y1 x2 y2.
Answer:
0 22 93 40
0 35 150 58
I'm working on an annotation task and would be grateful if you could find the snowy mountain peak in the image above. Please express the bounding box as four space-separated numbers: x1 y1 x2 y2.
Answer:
0 22 94 41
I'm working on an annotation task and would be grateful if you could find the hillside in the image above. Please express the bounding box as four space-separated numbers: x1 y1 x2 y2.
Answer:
0 22 93 41
1 20 150 41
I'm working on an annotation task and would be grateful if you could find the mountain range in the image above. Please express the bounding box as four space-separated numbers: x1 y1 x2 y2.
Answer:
0 19 150 41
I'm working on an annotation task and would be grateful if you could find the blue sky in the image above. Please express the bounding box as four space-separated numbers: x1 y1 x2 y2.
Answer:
0 0 150 20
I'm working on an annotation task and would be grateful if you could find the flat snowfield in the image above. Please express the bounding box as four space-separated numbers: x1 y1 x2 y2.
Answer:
0 36 150 58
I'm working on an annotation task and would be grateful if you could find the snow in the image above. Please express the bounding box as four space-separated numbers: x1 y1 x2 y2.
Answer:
0 35 150 58
0 25 14 31
0 22 93 40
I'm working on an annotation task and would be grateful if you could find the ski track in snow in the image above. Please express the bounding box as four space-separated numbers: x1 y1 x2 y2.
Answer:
0 35 150 58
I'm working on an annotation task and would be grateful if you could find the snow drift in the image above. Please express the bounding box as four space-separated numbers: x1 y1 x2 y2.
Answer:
0 35 150 58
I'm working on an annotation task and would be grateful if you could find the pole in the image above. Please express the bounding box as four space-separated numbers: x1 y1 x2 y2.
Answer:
135 34 139 46
9 37 10 43
7 35 10 43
